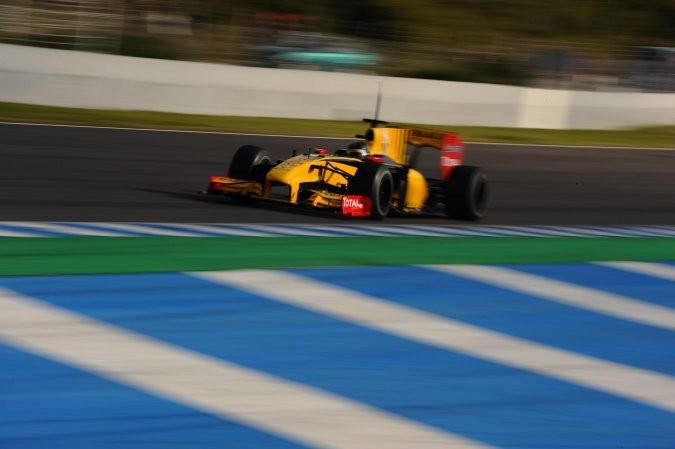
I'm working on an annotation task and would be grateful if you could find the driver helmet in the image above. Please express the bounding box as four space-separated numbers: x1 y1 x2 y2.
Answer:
344 141 369 160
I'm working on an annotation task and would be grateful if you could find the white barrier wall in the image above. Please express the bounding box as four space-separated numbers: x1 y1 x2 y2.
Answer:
1 43 674 129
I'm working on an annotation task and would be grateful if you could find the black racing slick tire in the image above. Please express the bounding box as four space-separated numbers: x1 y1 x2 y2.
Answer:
349 162 394 220
445 165 489 220
228 145 271 184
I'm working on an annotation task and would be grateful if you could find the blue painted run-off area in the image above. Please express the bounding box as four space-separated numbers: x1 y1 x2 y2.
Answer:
1 262 674 449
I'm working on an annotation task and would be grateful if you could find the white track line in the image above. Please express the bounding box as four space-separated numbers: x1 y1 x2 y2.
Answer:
465 141 675 151
192 270 675 413
3 121 673 150
0 121 353 140
426 265 675 331
595 261 675 282
0 289 489 449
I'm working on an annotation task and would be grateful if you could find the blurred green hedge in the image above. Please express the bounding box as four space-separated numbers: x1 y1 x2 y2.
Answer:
119 29 185 60
383 58 532 86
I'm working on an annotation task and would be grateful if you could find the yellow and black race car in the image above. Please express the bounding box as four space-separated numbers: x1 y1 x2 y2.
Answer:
204 119 489 220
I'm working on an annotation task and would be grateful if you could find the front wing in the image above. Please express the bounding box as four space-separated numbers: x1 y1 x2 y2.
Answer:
204 176 371 217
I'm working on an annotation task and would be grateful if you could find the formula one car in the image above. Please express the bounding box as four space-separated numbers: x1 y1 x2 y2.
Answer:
204 119 488 220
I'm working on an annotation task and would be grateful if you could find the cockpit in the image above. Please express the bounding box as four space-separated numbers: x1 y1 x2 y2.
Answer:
334 141 370 160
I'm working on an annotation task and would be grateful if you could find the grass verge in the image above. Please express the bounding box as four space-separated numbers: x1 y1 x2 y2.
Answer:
0 237 673 276
1 102 674 148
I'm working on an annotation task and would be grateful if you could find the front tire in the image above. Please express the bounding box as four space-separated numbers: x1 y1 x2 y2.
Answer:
349 162 394 220
445 166 489 220
229 145 271 183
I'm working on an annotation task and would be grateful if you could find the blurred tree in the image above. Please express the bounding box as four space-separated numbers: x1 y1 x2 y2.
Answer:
321 0 400 40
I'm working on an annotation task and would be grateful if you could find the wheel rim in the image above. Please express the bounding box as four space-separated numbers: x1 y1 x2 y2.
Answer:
472 175 488 216
377 174 393 215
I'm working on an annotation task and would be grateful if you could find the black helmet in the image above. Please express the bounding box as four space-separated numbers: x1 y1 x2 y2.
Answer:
347 141 366 150
343 141 369 160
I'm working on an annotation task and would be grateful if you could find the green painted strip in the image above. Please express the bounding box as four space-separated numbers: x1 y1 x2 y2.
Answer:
0 237 673 276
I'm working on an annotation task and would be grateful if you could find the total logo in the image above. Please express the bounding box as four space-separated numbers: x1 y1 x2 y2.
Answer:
342 195 371 217
343 197 365 209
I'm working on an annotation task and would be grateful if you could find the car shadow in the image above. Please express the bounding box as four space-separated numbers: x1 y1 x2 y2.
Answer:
130 188 462 223
130 187 360 222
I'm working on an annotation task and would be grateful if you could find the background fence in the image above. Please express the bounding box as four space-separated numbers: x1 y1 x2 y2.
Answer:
1 1 673 93
2 43 674 129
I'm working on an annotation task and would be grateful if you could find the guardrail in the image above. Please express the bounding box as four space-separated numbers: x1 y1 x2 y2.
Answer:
1 43 673 129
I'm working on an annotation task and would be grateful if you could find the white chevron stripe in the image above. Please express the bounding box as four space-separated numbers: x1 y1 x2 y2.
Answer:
0 222 672 238
586 226 661 237
634 226 675 237
300 225 395 236
508 226 596 237
575 226 648 237
83 223 206 237
352 225 449 237
0 289 490 449
242 224 341 237
595 261 675 282
614 226 675 238
532 226 622 237
468 226 558 237
192 269 675 413
427 264 675 331
161 223 277 237
408 226 503 237
394 226 469 237
0 228 41 237
3 222 127 236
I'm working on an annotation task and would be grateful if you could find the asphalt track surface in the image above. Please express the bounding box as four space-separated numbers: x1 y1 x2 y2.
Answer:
1 123 674 225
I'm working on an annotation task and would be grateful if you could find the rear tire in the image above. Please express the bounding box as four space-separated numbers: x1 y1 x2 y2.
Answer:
445 166 489 220
349 162 394 220
229 145 271 183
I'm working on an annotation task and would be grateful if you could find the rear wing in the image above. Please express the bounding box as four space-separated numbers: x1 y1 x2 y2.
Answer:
364 124 464 179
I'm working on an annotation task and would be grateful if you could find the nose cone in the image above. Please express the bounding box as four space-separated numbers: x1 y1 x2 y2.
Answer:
266 155 317 186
